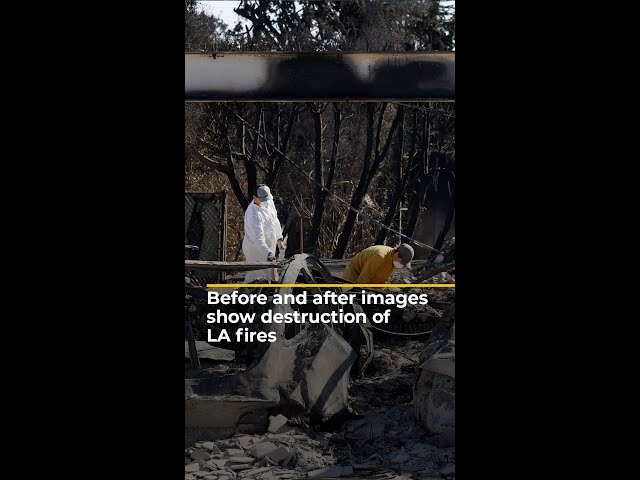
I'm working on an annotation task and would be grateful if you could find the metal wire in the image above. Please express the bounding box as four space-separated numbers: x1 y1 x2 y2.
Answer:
370 324 433 336
390 102 456 119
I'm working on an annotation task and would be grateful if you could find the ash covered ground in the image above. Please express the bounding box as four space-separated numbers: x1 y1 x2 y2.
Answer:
185 244 455 479
186 337 455 479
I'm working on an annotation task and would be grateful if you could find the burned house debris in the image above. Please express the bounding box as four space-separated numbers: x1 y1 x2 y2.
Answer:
185 248 455 479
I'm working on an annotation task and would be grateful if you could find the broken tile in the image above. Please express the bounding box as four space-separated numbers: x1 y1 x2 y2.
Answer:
236 436 254 450
296 447 324 468
238 466 270 475
264 446 290 463
308 466 344 478
250 442 279 459
264 457 279 467
204 471 229 477
267 414 289 433
228 456 256 463
227 448 245 456
391 454 410 463
185 475 196 480
206 459 230 470
185 463 201 473
281 449 296 468
416 451 436 459
191 449 210 462
229 464 253 471
439 465 455 476
185 341 235 362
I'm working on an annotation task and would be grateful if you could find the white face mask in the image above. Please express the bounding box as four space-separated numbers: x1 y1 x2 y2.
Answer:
393 261 404 269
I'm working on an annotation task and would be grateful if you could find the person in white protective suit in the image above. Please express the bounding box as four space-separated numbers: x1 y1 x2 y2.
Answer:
242 185 284 283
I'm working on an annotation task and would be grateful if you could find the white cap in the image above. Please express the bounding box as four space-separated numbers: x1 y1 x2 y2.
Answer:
257 185 273 202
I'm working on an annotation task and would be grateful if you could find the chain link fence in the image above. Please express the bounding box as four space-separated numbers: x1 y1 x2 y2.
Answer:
185 191 227 285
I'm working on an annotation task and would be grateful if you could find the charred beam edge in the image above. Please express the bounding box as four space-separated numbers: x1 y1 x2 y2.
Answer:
185 52 455 102
185 260 285 273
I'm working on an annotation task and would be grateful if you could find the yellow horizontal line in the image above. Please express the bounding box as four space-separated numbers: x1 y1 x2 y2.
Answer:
205 283 455 288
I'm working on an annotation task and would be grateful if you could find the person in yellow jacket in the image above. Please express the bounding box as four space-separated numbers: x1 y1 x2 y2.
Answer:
342 243 415 284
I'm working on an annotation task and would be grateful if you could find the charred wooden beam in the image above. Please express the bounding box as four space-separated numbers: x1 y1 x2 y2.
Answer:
185 52 455 102
185 259 284 273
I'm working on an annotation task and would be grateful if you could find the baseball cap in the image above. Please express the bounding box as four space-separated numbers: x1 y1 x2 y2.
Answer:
397 243 414 268
256 184 273 202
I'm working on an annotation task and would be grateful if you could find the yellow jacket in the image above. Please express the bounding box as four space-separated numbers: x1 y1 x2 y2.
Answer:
342 245 395 284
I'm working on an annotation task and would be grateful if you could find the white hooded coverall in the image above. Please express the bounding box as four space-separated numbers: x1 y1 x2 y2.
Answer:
242 199 283 283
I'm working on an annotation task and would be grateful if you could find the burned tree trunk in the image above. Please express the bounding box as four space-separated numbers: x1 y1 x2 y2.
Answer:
309 103 341 254
191 103 297 213
404 111 431 240
309 103 325 253
404 180 428 241
375 107 406 245
266 104 298 186
243 104 262 201
281 203 300 256
333 104 403 259
187 106 251 209
430 184 455 258
189 147 250 210
332 103 375 258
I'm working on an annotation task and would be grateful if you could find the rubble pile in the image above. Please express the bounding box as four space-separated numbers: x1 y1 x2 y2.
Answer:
433 237 455 265
414 306 455 447
185 332 456 480
333 404 455 479
389 270 454 285
389 259 455 313
185 249 456 480
390 269 454 287
369 282 450 333
185 415 337 479
341 339 455 478
365 341 423 376
394 237 456 286
389 238 455 304
185 407 455 480
419 287 454 311
351 340 424 407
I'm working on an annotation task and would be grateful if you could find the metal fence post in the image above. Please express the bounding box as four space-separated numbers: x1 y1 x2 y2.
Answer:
220 190 227 282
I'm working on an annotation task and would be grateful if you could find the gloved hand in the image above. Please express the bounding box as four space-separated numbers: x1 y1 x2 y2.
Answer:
267 253 276 262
